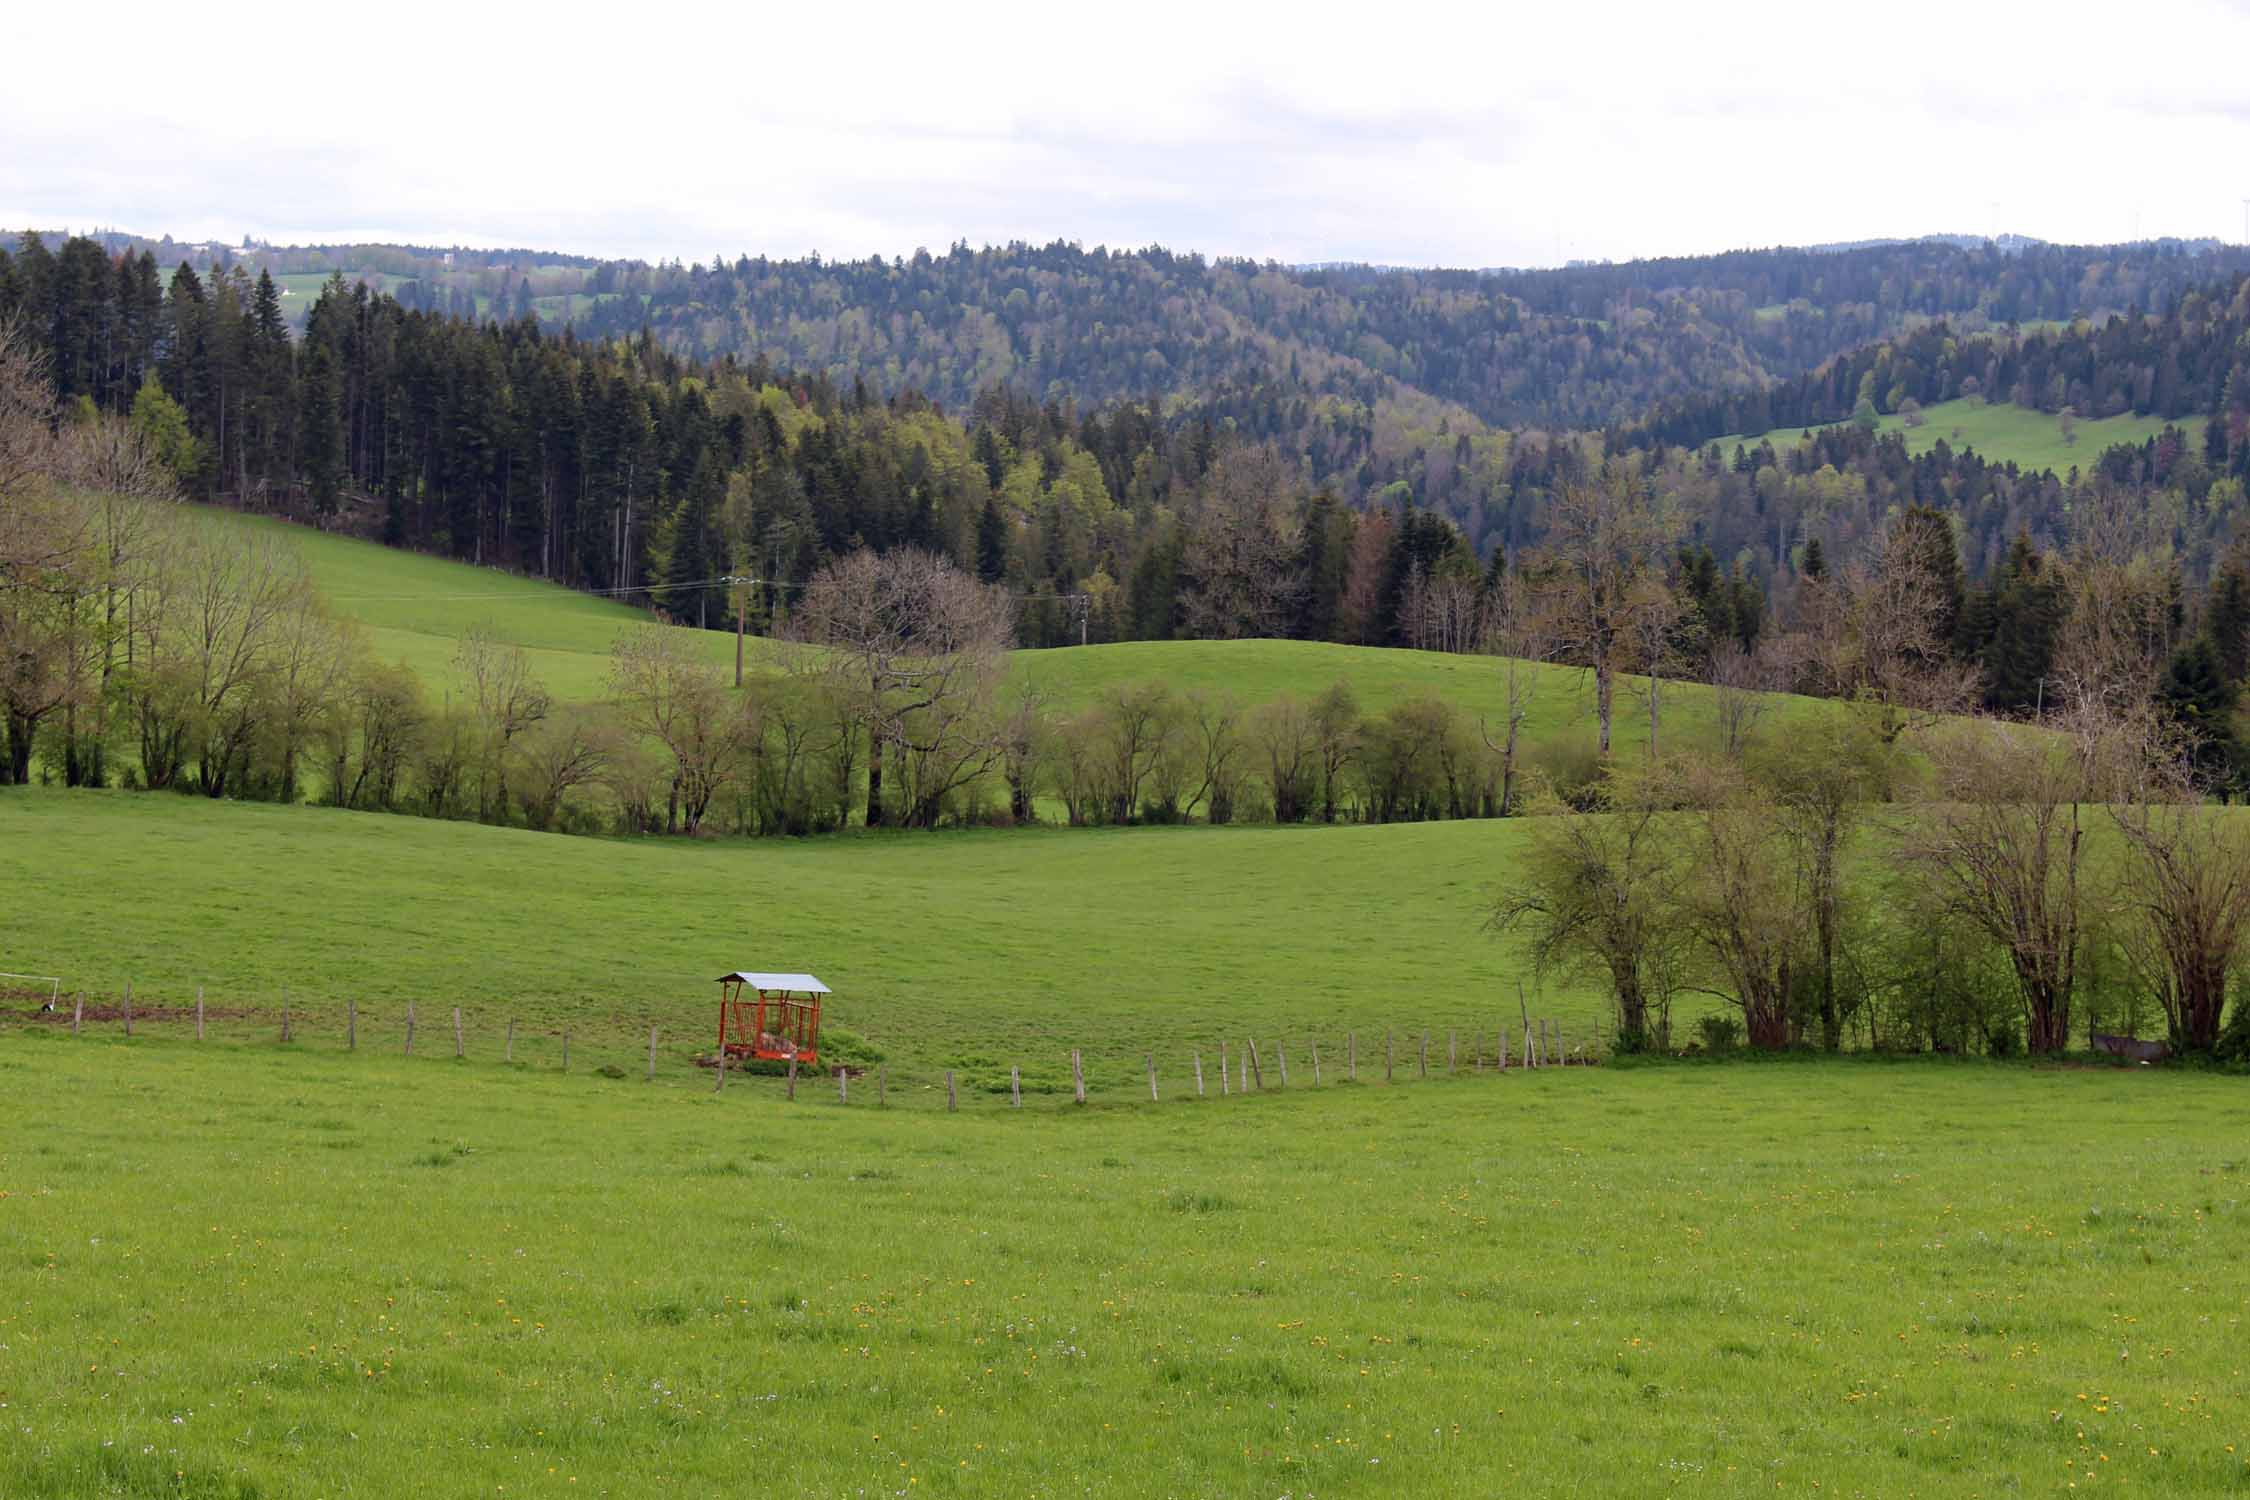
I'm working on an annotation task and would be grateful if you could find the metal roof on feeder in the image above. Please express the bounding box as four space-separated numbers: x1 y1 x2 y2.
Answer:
715 972 830 993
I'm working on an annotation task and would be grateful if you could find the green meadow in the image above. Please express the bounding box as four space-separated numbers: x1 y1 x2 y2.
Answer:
0 786 1608 1093
1725 398 2194 474
3 1036 2245 1497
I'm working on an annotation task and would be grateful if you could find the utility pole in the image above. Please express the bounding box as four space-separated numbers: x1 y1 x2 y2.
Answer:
733 578 747 687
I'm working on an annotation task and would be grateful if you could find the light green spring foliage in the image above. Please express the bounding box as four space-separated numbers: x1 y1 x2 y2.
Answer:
4 1038 2246 1496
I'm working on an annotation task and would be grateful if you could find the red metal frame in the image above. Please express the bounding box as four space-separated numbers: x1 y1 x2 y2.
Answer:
717 977 821 1065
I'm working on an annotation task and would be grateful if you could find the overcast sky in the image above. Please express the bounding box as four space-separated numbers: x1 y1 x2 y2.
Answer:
7 0 2250 269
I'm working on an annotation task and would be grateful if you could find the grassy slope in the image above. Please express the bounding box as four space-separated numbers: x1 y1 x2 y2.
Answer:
0 786 1619 1088
238 510 1804 762
1725 396 2193 473
4 1037 2245 1496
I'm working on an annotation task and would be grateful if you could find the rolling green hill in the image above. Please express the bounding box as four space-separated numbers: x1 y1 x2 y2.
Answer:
239 510 1795 762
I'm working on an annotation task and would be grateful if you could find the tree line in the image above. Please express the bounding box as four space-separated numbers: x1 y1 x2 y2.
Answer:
1497 500 2250 1064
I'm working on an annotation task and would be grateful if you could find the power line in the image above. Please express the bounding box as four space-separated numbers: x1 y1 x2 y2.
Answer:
328 575 767 603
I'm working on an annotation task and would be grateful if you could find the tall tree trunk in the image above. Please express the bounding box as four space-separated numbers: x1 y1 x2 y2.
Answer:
1596 659 1614 756
865 725 886 828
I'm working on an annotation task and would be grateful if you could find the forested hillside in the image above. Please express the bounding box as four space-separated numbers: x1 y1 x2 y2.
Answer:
1627 274 2250 460
39 231 2250 430
6 230 2250 667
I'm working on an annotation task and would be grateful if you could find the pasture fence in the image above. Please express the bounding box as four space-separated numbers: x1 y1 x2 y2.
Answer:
6 977 1602 1111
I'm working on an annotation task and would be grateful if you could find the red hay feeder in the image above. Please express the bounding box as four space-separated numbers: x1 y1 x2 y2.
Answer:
715 971 829 1066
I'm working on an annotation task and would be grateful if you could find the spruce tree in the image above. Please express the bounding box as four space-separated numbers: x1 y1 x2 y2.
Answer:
2207 552 2250 684
975 496 1008 582
2161 636 2241 787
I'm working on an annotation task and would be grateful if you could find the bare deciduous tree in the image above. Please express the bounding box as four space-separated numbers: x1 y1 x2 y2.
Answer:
1310 678 1360 823
513 709 614 833
796 549 1014 828
1479 584 1550 813
1528 469 1679 756
1708 638 1780 761
1250 694 1318 823
2106 731 2250 1051
609 625 757 835
1184 690 1248 824
1670 757 1813 1050
1178 446 1302 640
2049 484 2179 720
1490 763 1685 1050
1753 714 1902 1050
1896 719 2098 1054
1799 532 1978 744
457 627 552 821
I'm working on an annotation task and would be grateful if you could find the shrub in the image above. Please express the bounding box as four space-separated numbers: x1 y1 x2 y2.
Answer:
1696 1014 1742 1052
2216 994 2250 1065
1521 735 1604 811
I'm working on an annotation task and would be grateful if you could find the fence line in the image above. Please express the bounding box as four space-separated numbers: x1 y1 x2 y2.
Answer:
14 981 1601 1111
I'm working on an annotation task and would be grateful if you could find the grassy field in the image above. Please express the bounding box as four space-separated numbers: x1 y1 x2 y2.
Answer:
1724 398 2195 474
4 1036 2245 1496
0 786 1620 1091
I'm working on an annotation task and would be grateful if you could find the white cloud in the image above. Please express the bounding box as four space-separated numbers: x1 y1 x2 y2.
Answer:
5 0 2249 265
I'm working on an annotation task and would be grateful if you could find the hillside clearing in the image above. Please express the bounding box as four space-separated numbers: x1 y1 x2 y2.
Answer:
1723 397 2194 473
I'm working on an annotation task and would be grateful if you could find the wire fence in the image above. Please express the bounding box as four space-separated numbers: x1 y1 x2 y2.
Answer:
4 979 1599 1110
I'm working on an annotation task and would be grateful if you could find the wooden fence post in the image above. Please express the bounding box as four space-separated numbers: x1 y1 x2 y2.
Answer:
837 1067 848 1104
405 1003 416 1056
72 993 82 1036
1276 1040 1289 1087
784 1054 795 1099
1247 1040 1263 1090
1010 1065 1022 1109
713 1053 727 1092
1311 1039 1322 1085
454 1007 464 1060
1524 1023 1536 1068
877 1065 887 1107
1385 1029 1394 1083
123 981 132 1038
1448 1030 1457 1073
346 998 355 1051
1419 1031 1429 1079
562 1030 570 1071
504 1017 514 1063
1348 1030 1357 1082
647 1026 658 1081
1219 1041 1230 1096
281 987 291 1044
1194 1051 1205 1096
1146 1053 1158 1102
1071 1048 1086 1105
946 1070 957 1111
